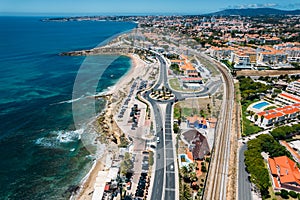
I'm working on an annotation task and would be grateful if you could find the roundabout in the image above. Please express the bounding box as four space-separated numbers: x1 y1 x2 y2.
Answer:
149 86 175 101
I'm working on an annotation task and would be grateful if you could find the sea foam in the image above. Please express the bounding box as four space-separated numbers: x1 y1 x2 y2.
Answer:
35 129 83 148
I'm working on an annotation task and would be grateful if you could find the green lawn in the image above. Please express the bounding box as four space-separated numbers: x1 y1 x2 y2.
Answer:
263 106 277 111
174 104 181 119
182 107 194 117
242 116 262 136
169 78 182 91
242 100 262 136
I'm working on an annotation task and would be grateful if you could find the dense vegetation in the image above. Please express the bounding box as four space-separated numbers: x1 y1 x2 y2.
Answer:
244 134 291 199
238 76 271 135
238 76 271 104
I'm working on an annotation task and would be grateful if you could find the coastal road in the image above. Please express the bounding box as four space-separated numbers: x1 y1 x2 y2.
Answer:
145 53 176 200
150 102 165 200
238 144 252 200
164 102 176 200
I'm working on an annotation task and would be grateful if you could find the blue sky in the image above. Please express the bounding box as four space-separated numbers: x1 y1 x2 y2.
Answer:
1 0 300 15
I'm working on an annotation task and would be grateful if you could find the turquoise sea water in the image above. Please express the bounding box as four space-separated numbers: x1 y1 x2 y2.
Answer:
0 17 136 199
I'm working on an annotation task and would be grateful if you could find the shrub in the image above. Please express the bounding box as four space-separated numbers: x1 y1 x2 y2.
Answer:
289 190 297 198
280 189 289 199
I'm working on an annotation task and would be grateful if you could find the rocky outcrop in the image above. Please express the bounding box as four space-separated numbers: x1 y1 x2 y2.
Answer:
60 47 135 56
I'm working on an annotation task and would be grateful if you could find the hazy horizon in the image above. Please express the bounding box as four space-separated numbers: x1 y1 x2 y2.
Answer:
1 0 300 16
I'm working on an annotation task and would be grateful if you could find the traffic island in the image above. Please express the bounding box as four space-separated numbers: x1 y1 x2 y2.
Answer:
149 87 175 101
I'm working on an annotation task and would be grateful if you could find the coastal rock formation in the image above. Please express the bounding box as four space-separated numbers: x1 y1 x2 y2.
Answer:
93 94 128 146
60 47 135 56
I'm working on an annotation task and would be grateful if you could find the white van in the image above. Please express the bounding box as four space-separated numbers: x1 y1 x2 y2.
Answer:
157 137 160 143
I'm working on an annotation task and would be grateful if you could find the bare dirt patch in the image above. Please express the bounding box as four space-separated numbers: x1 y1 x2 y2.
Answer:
236 70 300 77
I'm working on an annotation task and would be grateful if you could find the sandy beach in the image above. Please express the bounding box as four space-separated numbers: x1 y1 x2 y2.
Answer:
73 53 151 200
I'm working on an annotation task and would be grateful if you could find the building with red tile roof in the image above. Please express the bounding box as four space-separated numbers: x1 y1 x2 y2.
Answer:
268 156 300 192
280 141 300 164
275 92 300 105
255 103 300 127
181 77 203 83
286 80 300 96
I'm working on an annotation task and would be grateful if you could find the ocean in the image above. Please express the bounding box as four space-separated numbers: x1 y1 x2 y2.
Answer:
0 16 136 199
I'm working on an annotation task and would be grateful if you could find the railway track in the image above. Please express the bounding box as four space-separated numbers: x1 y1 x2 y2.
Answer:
201 54 235 200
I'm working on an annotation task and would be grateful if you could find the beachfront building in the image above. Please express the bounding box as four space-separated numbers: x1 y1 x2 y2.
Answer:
253 103 300 127
181 129 210 160
275 92 300 105
170 55 200 77
268 156 300 192
286 80 300 96
92 167 119 200
170 55 204 90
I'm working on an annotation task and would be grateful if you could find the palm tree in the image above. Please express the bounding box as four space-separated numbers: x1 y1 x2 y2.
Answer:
254 114 258 122
260 115 264 124
181 166 189 181
189 162 197 172
189 172 198 183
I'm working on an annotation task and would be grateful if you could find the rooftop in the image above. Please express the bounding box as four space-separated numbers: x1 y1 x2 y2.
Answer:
269 156 300 186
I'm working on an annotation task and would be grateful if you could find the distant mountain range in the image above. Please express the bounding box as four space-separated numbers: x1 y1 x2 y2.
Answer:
207 8 300 16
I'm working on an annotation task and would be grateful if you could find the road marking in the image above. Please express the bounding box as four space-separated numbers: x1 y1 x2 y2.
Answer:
166 171 175 173
166 157 174 160
165 188 176 191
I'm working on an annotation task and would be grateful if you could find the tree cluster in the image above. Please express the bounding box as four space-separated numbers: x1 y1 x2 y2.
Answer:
244 134 290 198
270 124 300 140
238 76 271 104
120 152 133 176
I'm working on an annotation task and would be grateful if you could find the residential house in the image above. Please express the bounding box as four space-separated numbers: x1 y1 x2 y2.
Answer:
268 156 300 192
182 129 210 160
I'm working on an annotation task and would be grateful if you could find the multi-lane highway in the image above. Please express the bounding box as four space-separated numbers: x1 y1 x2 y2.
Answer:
201 53 235 200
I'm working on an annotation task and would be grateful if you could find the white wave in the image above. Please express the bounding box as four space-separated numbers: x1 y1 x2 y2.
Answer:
35 129 84 148
35 137 57 148
56 129 83 143
51 95 84 105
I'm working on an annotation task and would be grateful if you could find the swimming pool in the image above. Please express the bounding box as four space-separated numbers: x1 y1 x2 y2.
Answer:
179 154 192 168
252 101 270 109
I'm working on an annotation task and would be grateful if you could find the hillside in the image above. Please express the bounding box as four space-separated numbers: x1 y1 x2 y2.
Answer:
207 8 300 16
